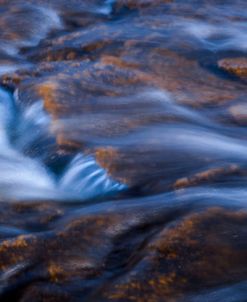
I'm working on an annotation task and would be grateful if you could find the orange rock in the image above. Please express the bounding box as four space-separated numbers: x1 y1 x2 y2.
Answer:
218 58 247 77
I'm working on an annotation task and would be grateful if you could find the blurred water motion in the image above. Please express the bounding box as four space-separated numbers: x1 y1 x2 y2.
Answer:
0 0 246 301
0 88 124 200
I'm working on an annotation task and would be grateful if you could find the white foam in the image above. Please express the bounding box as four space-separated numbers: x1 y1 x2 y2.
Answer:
60 154 126 200
0 88 126 201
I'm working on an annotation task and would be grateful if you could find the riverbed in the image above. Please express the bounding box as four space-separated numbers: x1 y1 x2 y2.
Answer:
0 1 246 301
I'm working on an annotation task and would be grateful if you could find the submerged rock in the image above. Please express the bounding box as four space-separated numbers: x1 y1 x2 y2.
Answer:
0 202 246 301
0 202 64 233
1 49 246 192
99 207 247 301
0 1 246 301
0 3 62 56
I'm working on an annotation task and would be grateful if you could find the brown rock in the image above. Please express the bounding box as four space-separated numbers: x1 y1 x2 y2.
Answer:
99 208 247 301
2 50 246 192
0 196 182 299
218 58 247 77
1 196 246 302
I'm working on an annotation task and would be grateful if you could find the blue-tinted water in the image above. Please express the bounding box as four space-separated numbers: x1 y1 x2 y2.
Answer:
0 1 246 301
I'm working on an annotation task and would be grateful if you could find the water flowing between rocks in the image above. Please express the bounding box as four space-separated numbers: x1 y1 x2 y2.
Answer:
0 1 246 301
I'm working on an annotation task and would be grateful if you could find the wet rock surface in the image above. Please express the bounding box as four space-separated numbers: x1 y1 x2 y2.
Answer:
1 198 247 302
0 0 246 301
218 58 247 77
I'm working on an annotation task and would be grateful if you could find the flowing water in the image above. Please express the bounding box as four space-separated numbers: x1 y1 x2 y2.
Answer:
0 1 246 301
